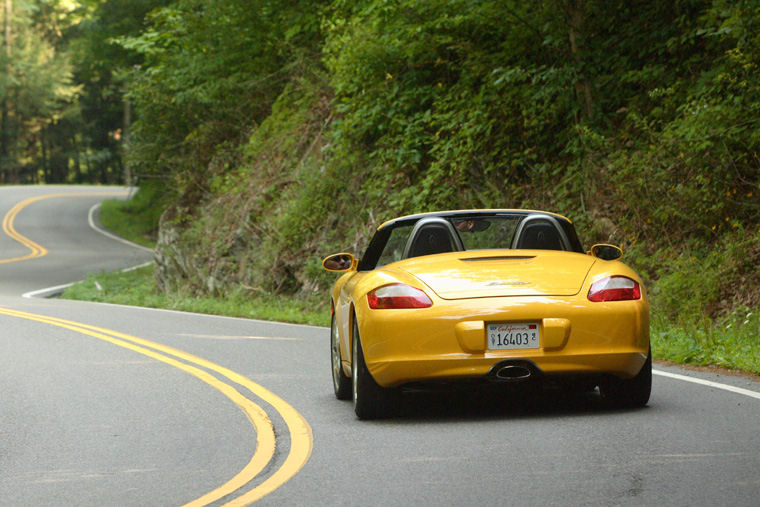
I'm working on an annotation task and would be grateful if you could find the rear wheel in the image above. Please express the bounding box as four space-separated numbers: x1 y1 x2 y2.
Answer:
352 318 398 419
331 313 351 400
600 349 652 408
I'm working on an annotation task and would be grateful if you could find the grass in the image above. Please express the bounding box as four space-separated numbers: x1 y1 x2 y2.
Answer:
63 265 330 327
652 310 760 374
98 185 164 248
62 195 760 374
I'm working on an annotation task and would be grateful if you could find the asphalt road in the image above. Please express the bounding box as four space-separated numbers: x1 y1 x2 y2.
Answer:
1 185 759 506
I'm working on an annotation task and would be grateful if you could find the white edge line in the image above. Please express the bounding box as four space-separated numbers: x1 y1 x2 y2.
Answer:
88 202 154 252
22 262 154 299
653 369 760 400
23 282 76 299
23 198 152 299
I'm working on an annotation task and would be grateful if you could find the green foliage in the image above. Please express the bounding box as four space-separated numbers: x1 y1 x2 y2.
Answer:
62 0 760 372
118 0 326 204
0 0 81 182
123 0 758 310
151 70 346 297
323 1 561 213
649 226 760 321
0 0 167 183
652 309 760 374
67 0 168 183
320 0 723 215
99 183 163 246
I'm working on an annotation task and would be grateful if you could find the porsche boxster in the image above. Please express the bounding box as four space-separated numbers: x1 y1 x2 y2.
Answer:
323 210 650 419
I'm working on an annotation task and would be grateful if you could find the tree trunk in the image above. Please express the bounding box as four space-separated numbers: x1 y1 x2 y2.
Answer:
1 0 11 175
40 125 49 182
73 134 82 183
3 0 9 50
123 97 131 186
567 0 593 120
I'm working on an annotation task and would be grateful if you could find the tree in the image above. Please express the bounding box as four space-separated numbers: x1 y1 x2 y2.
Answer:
119 0 325 203
68 0 168 183
0 0 79 182
1 0 12 174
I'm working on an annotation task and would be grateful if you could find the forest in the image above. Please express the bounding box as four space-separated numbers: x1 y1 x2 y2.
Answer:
3 1 759 365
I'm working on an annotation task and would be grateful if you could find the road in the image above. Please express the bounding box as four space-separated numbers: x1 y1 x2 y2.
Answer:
1 185 759 506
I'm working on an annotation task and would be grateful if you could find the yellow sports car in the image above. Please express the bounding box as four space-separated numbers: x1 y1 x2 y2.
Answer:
323 210 650 419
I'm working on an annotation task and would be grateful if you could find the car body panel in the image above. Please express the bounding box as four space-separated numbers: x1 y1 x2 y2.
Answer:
394 249 596 299
326 210 650 391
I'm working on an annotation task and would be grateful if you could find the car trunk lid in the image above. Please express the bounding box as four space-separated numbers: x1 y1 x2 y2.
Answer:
396 250 596 299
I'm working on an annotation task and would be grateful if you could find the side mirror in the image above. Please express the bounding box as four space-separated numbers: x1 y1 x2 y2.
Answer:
589 244 623 261
322 253 357 272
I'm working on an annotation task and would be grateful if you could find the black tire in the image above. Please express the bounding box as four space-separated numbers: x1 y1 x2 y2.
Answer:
600 349 652 408
352 318 398 419
331 313 351 400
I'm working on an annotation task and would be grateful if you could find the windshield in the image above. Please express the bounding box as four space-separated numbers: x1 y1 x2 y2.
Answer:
449 216 521 250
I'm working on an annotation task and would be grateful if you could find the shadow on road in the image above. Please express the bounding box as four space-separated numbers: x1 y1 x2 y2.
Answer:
385 382 645 423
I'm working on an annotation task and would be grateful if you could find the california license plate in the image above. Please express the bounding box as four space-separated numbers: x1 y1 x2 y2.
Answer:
487 322 540 350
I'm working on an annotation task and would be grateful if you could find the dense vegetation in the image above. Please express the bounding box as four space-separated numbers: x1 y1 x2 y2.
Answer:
5 1 760 369
0 0 164 182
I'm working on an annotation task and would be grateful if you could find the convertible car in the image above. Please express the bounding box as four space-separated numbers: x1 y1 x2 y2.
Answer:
323 210 650 419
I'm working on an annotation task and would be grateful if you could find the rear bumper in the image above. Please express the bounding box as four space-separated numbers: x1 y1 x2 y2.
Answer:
355 294 649 388
370 350 648 388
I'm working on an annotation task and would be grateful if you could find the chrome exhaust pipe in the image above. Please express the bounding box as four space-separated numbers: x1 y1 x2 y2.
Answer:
495 365 532 382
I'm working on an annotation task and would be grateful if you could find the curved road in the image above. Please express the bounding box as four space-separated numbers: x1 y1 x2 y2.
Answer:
1 185 759 506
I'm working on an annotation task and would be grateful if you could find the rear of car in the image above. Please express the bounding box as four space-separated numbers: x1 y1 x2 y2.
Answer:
326 210 651 419
355 249 649 388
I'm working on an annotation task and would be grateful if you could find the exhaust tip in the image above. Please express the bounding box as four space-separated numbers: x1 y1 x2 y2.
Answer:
487 360 540 383
495 365 532 381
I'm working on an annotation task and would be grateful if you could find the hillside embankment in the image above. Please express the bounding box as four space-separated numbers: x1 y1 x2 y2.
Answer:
112 2 759 371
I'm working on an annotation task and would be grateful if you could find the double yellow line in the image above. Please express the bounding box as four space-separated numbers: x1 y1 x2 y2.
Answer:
1 192 126 264
0 307 312 505
0 194 53 263
0 192 313 504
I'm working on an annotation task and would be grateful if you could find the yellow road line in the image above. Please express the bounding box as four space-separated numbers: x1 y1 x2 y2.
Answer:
0 191 313 504
0 307 313 504
1 196 49 263
0 193 127 264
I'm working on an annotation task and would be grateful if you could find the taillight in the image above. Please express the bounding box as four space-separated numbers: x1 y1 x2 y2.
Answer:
367 284 433 309
588 276 641 302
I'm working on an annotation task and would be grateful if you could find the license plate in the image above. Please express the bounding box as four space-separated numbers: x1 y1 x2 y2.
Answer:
487 322 540 350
